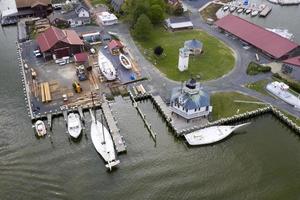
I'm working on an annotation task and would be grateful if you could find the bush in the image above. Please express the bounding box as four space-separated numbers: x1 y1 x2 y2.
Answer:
154 46 164 56
246 62 271 75
272 73 300 93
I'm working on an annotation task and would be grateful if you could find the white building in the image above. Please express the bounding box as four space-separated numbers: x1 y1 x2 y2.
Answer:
0 0 18 17
178 47 190 71
98 11 118 26
170 79 212 120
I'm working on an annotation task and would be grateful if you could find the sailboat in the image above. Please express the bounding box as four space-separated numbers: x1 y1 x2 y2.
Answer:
90 109 120 170
67 113 82 139
184 123 250 146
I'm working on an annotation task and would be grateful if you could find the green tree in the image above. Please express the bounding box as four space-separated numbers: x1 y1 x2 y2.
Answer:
173 3 184 16
133 14 153 40
150 0 166 11
150 4 164 24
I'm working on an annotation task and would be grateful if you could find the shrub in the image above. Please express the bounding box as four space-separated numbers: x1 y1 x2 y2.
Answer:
246 62 271 75
154 46 164 56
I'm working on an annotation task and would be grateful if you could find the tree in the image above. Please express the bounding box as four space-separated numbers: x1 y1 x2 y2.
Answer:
154 46 164 56
150 0 166 11
173 3 184 16
150 4 165 24
133 14 153 40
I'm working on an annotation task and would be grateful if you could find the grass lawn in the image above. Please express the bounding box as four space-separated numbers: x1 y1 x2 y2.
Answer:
211 92 266 120
280 110 300 126
135 27 235 81
90 0 107 6
200 3 223 21
246 79 271 96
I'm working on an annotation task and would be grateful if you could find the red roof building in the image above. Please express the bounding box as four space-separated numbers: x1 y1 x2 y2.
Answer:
282 56 300 81
215 15 299 59
108 39 123 55
283 56 300 67
36 26 84 59
74 52 88 64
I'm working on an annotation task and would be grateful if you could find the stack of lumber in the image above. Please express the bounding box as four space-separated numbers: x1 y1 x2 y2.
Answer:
40 82 52 103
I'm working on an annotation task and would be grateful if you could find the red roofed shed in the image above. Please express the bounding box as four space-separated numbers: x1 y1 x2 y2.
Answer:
36 26 84 59
74 52 89 64
215 15 299 59
282 56 300 81
108 39 123 55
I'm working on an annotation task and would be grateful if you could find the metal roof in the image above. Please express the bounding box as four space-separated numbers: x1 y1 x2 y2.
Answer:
184 39 203 49
283 56 300 67
215 15 299 59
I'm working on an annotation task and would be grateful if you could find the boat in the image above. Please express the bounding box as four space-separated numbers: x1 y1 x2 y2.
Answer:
245 8 252 14
119 53 132 69
237 8 244 13
98 50 117 81
258 4 266 11
223 5 229 11
67 113 82 139
229 6 237 12
251 10 259 16
184 123 250 146
266 28 293 40
266 82 300 108
89 109 120 170
35 120 47 137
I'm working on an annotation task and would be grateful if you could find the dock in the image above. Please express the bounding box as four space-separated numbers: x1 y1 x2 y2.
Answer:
101 95 127 153
260 6 272 17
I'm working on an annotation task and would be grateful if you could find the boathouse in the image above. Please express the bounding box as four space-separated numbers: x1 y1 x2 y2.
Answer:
170 79 212 121
282 56 300 81
215 15 299 60
36 26 84 60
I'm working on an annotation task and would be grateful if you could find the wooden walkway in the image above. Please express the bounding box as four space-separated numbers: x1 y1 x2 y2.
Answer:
152 95 172 120
102 96 127 153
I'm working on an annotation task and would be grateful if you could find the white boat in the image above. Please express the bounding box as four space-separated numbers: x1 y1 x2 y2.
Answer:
67 113 82 139
266 82 300 108
184 123 250 146
223 5 229 11
266 28 294 40
98 50 117 81
229 6 237 12
35 120 47 137
89 109 120 170
119 53 132 69
245 9 252 14
237 8 244 13
251 10 259 16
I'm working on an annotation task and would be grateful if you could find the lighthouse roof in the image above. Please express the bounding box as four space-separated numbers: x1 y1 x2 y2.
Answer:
184 39 203 49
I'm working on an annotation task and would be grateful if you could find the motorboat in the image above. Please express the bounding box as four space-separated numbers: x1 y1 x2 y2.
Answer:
223 5 229 11
67 113 82 139
89 109 120 171
229 6 237 12
184 123 250 146
98 50 117 81
245 9 252 14
251 10 259 16
35 120 47 137
119 53 132 69
266 82 300 108
237 8 244 13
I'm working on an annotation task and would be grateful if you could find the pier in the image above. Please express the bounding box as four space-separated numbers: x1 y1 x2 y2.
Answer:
101 95 127 153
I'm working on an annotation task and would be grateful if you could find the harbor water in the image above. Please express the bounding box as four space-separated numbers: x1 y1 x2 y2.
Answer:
1 26 300 200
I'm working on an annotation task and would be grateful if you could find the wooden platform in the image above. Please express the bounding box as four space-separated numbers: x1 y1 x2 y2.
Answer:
102 96 127 153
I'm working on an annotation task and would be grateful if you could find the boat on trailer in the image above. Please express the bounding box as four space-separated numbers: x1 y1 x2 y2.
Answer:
119 53 132 69
35 120 47 137
98 50 117 81
184 123 250 146
90 109 120 171
67 113 82 139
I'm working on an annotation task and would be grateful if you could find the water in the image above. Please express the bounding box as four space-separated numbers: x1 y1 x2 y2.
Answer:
0 26 300 199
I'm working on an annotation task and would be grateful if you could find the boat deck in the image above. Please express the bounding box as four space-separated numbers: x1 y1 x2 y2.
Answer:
102 95 127 153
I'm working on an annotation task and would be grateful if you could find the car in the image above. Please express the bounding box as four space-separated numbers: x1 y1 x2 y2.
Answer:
33 49 42 57
76 65 87 81
90 48 96 54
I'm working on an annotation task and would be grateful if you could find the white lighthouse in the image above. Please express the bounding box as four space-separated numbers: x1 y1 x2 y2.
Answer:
178 47 190 72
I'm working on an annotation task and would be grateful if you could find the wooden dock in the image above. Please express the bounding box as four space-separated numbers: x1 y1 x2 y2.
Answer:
101 95 127 153
259 6 272 17
152 95 172 120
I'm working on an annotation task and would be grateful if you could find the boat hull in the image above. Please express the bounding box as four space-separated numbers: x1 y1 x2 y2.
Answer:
68 113 82 139
98 51 117 80
35 120 47 137
119 54 132 69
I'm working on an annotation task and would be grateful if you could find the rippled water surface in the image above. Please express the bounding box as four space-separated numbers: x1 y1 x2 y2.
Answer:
0 25 300 199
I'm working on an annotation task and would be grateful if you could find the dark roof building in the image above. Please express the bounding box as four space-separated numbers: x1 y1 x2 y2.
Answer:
170 79 212 120
215 15 299 59
36 26 84 59
15 0 52 18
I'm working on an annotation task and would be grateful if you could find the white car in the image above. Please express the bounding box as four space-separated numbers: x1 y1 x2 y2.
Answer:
33 49 42 57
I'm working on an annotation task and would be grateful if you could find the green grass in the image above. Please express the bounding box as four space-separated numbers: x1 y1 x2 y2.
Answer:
280 110 300 126
135 27 235 81
246 79 271 96
211 92 266 120
246 62 271 75
90 0 107 6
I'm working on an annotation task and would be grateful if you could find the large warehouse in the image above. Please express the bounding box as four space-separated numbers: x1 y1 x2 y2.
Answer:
215 15 299 60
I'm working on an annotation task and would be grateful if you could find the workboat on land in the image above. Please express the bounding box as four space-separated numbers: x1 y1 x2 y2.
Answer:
266 81 300 109
89 109 120 170
184 123 250 146
119 53 132 69
67 113 82 138
35 120 47 137
98 50 117 81
251 10 259 16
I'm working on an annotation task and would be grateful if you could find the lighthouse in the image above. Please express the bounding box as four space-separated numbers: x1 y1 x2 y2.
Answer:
178 47 190 72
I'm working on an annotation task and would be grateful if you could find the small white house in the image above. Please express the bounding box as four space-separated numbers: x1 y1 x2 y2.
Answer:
98 12 118 26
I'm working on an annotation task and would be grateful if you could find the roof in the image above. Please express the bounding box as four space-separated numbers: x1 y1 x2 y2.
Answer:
166 16 193 29
75 4 89 14
74 52 88 63
169 16 191 24
36 26 83 52
98 12 118 21
283 56 300 67
108 39 123 50
15 0 50 8
184 39 203 49
215 15 299 59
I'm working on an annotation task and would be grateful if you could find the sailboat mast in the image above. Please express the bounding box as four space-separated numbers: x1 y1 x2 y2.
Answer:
91 92 97 122
101 114 106 144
